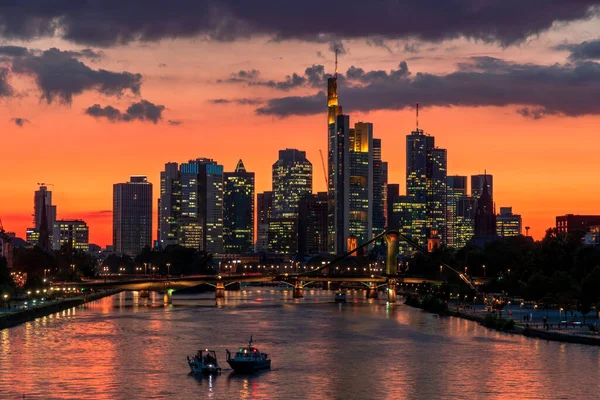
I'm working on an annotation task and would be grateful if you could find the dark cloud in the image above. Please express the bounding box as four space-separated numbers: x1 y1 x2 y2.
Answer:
0 45 28 56
218 64 331 90
254 57 600 119
0 68 12 97
168 119 182 125
11 117 30 127
85 100 165 123
555 39 600 61
366 38 392 53
10 47 141 104
210 97 263 105
329 40 347 55
159 63 168 67
0 1 596 46
209 98 231 104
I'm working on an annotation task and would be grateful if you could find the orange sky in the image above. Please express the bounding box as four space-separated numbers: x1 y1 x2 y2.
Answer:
1 22 600 246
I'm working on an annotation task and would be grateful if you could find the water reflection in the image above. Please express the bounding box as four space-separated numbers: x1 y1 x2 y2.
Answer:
1 289 599 399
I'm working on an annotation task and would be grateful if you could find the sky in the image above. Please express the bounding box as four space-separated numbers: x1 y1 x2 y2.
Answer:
1 1 600 246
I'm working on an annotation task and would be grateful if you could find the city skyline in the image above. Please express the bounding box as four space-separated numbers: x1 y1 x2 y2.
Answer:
2 7 600 244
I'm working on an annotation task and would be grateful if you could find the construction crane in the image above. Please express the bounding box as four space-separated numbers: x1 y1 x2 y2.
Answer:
319 149 328 188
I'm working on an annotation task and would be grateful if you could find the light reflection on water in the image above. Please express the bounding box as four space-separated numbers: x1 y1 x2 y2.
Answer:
1 288 599 399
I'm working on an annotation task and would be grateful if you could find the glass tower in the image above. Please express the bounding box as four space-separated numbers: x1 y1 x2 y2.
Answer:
223 159 255 254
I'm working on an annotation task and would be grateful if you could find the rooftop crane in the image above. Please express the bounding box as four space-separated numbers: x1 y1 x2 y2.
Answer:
319 149 328 188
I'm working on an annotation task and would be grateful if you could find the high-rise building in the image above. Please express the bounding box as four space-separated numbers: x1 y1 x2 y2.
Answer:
496 207 522 237
471 175 497 246
348 122 373 247
471 174 493 201
298 192 329 256
158 162 181 248
406 124 447 246
269 149 312 254
256 191 274 253
328 114 350 255
179 158 224 253
455 196 476 248
446 176 467 248
372 139 387 237
34 185 57 232
113 176 153 255
52 220 89 251
223 159 255 254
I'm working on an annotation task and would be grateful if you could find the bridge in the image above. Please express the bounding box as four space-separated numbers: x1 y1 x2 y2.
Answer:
52 230 483 304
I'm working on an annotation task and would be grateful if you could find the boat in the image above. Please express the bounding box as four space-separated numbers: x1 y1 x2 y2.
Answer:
226 336 271 373
335 291 346 303
187 349 222 375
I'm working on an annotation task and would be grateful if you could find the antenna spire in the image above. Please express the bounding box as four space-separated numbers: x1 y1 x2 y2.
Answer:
334 48 338 78
416 102 419 130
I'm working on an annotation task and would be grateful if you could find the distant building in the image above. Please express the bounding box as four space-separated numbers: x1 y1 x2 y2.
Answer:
455 197 477 248
298 192 329 257
158 162 181 248
348 122 373 248
113 176 153 255
0 230 13 269
496 207 522 237
223 159 255 254
470 175 497 247
269 149 312 254
471 174 493 201
33 185 57 238
256 191 274 253
556 214 600 234
446 176 467 248
26 228 39 246
372 139 387 237
584 225 600 246
52 220 89 251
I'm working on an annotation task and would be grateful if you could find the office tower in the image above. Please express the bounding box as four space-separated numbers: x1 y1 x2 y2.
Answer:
406 123 447 246
455 197 477 248
113 176 153 255
372 139 388 235
496 207 522 237
446 176 467 248
52 220 89 251
298 192 329 256
269 149 312 254
179 158 224 253
328 114 350 254
34 185 57 232
348 122 373 247
158 162 181 248
256 191 273 252
471 174 493 200
556 214 600 234
386 184 400 230
223 159 255 254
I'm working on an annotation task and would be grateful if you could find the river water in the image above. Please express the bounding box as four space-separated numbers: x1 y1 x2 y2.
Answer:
1 288 599 399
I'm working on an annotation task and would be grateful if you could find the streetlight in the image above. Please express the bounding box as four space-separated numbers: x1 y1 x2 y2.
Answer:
144 263 148 275
483 264 486 278
167 263 171 276
70 264 76 274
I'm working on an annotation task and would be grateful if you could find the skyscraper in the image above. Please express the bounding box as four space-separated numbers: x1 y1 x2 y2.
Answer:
269 149 312 254
158 162 181 248
456 196 477 248
298 192 329 257
471 174 497 246
406 120 447 246
256 191 273 253
372 139 387 237
28 185 57 248
223 159 255 254
446 176 467 248
496 207 522 237
348 122 373 247
328 114 350 255
113 176 153 255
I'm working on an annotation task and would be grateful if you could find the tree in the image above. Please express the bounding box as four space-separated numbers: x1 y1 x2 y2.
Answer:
0 257 15 296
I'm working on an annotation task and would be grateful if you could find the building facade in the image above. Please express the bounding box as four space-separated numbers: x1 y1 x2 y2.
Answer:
446 176 467 248
298 192 329 257
113 176 153 255
223 159 255 254
158 162 181 248
348 122 373 248
556 214 600 234
52 220 89 251
496 207 522 237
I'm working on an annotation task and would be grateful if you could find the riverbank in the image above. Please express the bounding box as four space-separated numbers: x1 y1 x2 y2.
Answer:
0 289 121 330
405 299 600 347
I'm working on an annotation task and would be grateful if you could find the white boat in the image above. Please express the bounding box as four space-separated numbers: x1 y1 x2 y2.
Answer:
187 349 222 375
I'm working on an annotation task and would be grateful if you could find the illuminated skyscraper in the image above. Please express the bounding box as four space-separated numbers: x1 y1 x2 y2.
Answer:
113 176 153 255
298 192 329 256
328 114 350 254
269 149 312 254
446 176 467 248
52 220 89 251
471 174 497 246
158 162 181 248
373 139 387 237
496 207 522 237
348 122 373 248
256 191 273 253
455 196 476 248
223 159 255 254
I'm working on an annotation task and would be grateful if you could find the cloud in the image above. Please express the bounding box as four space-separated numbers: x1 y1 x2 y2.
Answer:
168 119 182 125
555 39 600 61
254 57 600 119
0 1 597 47
209 97 263 105
0 45 28 56
85 100 165 123
11 117 30 127
329 40 347 55
10 47 141 104
0 68 13 97
218 64 332 90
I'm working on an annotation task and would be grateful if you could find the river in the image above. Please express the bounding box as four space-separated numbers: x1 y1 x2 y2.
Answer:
1 288 599 399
